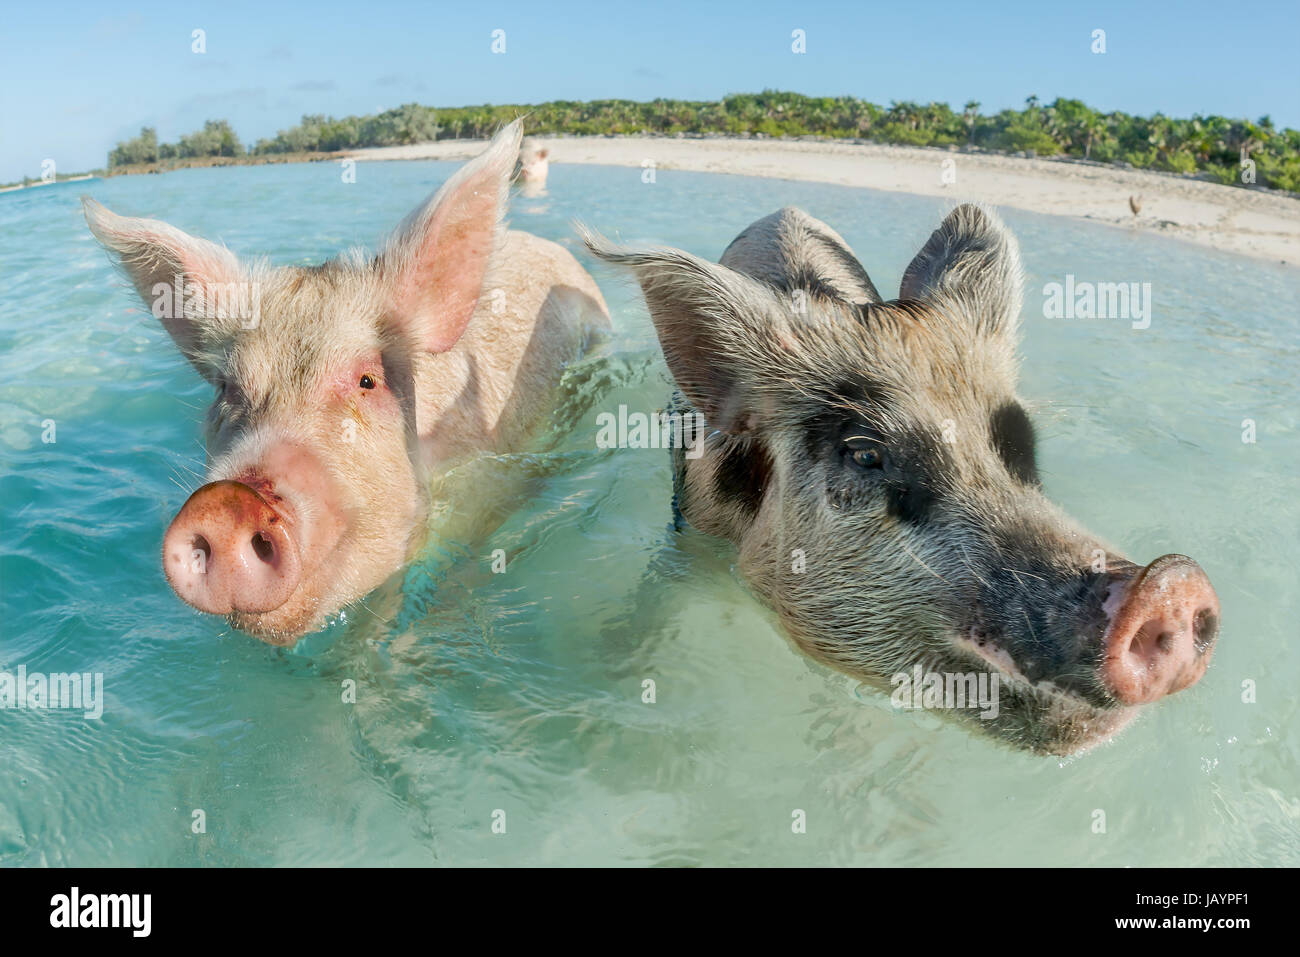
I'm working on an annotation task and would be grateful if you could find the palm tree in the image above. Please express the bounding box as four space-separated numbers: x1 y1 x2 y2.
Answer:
963 100 980 144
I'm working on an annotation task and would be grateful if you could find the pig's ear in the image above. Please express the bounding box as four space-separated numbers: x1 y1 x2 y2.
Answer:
899 204 1023 335
582 228 788 435
380 120 522 353
83 197 243 379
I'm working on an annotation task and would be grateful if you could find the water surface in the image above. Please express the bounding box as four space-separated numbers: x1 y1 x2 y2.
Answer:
1 160 1296 865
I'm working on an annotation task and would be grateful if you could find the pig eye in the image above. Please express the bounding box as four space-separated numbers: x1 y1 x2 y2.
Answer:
359 374 376 390
850 447 883 469
844 436 885 470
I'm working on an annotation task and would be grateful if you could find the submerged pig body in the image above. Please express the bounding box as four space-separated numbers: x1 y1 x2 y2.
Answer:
87 122 609 643
589 205 1218 754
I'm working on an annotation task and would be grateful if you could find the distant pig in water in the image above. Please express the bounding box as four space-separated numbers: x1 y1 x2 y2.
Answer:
586 205 1219 754
85 121 609 644
515 137 550 188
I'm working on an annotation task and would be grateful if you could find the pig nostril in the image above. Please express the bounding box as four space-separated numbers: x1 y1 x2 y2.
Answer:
190 535 212 569
1193 609 1219 655
1127 621 1171 663
250 532 275 564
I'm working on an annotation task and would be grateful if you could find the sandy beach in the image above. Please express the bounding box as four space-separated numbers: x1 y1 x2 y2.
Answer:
345 136 1300 266
0 173 97 193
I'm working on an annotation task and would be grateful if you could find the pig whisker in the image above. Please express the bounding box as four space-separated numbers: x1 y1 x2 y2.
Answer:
898 539 950 584
168 463 204 484
1003 567 1048 585
353 596 392 625
958 545 991 589
1021 609 1037 643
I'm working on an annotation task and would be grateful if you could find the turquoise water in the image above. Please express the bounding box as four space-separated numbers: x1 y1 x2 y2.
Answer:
1 160 1297 866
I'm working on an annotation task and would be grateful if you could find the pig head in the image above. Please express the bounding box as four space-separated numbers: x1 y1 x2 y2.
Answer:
586 205 1219 754
515 137 550 186
86 121 608 644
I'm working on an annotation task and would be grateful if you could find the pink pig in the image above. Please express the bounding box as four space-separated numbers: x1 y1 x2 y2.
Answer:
85 121 609 644
515 136 550 187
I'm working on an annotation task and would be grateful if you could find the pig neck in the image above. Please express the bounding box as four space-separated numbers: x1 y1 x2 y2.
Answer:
407 229 608 478
667 390 695 529
406 234 539 471
666 388 765 544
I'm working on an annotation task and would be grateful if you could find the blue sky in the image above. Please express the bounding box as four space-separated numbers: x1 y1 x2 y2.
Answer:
1 0 1296 183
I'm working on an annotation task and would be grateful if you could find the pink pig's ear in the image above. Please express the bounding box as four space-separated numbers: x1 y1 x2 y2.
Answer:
82 197 244 381
381 120 523 353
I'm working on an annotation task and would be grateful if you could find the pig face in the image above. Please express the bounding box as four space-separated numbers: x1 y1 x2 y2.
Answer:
516 137 550 184
85 122 524 643
587 205 1220 754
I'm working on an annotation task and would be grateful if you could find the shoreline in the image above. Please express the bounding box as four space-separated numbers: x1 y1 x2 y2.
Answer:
0 173 98 194
12 136 1296 264
344 135 1300 266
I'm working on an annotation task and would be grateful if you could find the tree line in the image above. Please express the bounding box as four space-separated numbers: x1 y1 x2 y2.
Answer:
106 92 1299 192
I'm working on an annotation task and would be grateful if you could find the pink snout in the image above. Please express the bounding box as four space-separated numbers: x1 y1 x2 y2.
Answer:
1101 554 1220 705
162 480 301 615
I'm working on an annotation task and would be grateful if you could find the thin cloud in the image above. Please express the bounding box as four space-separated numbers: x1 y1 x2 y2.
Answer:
169 87 270 116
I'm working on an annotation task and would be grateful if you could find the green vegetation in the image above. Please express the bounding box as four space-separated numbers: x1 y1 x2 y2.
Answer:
254 103 441 152
110 120 244 166
108 126 160 167
107 92 1300 192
